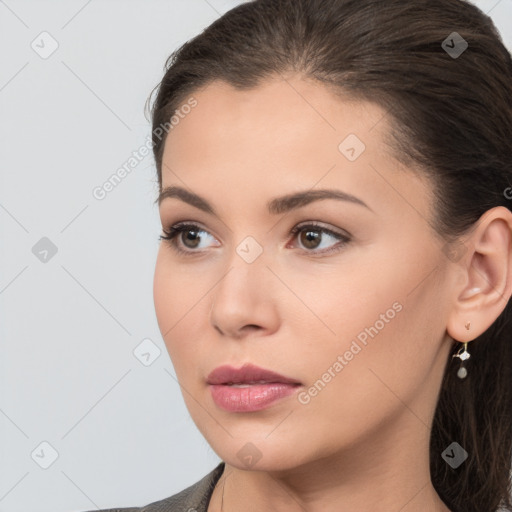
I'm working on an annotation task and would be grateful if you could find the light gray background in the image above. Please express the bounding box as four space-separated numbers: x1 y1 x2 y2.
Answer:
1 1 511 511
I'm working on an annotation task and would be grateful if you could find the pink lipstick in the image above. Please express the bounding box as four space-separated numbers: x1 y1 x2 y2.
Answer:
207 363 302 412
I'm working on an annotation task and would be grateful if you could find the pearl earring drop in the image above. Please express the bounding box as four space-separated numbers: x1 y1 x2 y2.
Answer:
452 322 471 379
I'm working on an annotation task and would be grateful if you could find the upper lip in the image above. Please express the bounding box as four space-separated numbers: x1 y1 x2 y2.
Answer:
207 363 301 385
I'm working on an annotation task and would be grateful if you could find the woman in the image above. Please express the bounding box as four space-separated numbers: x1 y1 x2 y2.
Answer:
87 0 512 510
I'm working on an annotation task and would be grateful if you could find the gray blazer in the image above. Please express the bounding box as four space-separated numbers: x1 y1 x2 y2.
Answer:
83 462 225 512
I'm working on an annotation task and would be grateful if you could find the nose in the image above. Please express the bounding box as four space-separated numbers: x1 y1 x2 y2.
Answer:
209 251 280 340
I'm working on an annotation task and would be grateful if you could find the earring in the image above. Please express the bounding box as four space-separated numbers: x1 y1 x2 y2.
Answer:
452 321 471 379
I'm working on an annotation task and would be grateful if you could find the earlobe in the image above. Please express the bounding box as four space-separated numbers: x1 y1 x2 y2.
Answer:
446 206 512 343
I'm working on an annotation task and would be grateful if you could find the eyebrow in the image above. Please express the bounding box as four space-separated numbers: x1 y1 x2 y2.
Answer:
157 185 374 215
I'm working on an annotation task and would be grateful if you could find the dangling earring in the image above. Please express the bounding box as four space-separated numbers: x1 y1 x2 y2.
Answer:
452 322 471 379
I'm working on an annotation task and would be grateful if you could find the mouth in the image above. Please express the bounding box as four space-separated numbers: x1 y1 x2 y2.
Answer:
206 363 302 386
207 363 302 412
221 381 293 387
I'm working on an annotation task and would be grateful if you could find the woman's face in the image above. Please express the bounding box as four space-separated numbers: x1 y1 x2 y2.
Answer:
154 76 456 471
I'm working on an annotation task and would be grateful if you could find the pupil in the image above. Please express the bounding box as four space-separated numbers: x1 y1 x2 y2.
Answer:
184 230 200 248
302 230 320 249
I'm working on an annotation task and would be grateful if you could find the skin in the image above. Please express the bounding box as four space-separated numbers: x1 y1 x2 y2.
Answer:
153 75 512 512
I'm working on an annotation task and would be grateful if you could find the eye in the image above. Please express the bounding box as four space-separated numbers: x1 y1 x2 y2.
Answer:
288 222 351 255
159 223 219 255
159 221 351 256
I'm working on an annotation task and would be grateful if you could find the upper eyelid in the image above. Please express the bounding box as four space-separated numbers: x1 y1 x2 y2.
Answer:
169 221 217 238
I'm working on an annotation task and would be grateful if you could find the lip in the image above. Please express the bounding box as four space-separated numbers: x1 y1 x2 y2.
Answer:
207 363 302 412
207 363 301 386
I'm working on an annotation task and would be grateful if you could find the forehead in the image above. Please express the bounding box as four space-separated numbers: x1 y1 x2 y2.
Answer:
162 76 388 176
160 76 434 224
163 76 387 157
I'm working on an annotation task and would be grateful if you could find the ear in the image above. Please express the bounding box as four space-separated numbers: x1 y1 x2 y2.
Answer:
446 206 512 343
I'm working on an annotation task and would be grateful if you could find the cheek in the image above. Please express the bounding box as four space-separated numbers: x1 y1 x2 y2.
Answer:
153 248 210 376
289 255 442 428
153 250 190 356
285 260 400 356
153 248 204 331
289 256 397 361
153 249 175 335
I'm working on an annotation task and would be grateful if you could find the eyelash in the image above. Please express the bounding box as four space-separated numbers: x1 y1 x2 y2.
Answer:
159 221 351 257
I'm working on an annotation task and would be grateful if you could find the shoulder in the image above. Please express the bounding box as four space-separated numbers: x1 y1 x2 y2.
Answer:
81 462 225 512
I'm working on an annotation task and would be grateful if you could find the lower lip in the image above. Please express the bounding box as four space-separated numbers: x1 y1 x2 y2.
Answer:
209 383 300 412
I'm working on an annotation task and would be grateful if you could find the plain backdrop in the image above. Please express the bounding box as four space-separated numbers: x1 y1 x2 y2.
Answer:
1 1 511 511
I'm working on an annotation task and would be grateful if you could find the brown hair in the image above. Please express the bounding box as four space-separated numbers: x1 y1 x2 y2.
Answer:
146 1 512 510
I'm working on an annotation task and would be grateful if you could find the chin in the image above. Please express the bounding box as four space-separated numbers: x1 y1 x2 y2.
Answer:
207 433 312 472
